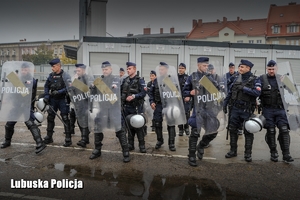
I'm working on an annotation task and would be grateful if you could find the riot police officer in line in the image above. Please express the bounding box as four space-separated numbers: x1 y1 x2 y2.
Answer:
183 57 221 166
121 62 147 153
224 62 243 136
90 61 131 162
1 62 46 154
146 70 157 132
223 59 261 162
43 58 72 147
259 60 294 162
68 64 91 148
177 63 191 136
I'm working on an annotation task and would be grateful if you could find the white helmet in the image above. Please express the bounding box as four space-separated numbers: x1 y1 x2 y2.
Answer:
89 108 100 120
126 114 146 128
244 115 266 133
34 112 44 125
37 98 49 112
166 106 181 119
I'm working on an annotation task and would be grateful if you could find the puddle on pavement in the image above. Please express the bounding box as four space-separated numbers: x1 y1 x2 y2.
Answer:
53 163 253 199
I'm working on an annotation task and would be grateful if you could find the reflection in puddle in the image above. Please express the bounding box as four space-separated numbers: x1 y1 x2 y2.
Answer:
52 163 251 199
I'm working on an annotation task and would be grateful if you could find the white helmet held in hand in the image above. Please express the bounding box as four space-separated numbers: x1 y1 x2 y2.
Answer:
37 98 49 112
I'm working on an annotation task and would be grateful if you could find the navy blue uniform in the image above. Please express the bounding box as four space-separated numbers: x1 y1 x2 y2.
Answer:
43 69 72 146
178 73 191 135
259 73 293 162
121 74 147 153
2 74 46 154
182 70 221 163
223 71 261 161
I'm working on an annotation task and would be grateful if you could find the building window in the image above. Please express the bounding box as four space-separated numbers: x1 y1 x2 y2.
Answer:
272 40 279 44
291 40 295 45
288 25 298 33
286 40 289 45
273 26 280 34
12 50 15 55
249 40 254 44
59 48 63 55
54 48 57 55
31 49 35 54
6 50 9 55
257 40 262 44
296 40 299 45
237 40 243 43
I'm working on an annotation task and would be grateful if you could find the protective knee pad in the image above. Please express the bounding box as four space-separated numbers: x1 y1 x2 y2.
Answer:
228 125 238 134
278 125 289 134
190 128 200 137
25 120 35 130
47 114 55 123
61 114 70 123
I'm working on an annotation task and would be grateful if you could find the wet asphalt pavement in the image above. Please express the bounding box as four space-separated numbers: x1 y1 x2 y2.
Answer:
0 119 300 200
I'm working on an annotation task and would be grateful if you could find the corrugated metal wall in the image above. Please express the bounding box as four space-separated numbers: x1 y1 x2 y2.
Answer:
79 37 300 85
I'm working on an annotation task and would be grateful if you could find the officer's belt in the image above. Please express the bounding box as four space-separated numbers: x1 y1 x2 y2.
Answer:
233 102 251 109
264 104 284 109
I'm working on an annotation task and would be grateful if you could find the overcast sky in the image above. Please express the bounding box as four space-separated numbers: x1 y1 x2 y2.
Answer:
0 0 300 43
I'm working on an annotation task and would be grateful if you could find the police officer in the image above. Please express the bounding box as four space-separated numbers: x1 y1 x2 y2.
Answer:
183 57 221 166
178 63 191 136
259 60 294 162
69 64 90 148
146 70 157 132
121 62 147 153
90 61 131 162
149 62 180 151
223 59 261 162
224 63 243 136
43 58 72 147
1 62 46 154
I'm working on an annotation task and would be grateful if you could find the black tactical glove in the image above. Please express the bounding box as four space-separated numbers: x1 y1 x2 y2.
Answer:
223 106 228 114
43 98 49 105
51 90 59 96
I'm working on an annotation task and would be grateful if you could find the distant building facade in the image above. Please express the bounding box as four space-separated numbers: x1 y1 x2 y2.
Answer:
0 39 78 66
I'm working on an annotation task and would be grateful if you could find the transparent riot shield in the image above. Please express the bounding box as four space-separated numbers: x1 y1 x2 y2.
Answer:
0 61 34 121
64 66 94 128
276 61 300 132
156 65 186 126
193 61 226 135
88 64 122 133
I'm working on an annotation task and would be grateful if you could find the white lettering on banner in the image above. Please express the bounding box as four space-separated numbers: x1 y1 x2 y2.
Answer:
162 91 181 98
1 87 29 95
72 92 90 102
90 93 118 102
197 92 222 103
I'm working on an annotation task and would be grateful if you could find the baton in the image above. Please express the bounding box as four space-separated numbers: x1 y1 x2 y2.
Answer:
48 104 68 127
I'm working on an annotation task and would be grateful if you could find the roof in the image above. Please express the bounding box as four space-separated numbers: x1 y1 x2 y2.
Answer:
64 45 77 60
267 3 300 24
187 18 267 39
128 32 188 39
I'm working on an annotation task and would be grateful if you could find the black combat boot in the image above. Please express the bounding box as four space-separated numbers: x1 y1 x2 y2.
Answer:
184 124 190 135
137 128 146 153
178 125 184 136
1 124 14 148
77 127 90 148
244 131 254 162
265 128 278 162
89 132 103 159
188 128 198 167
168 125 176 151
197 132 218 160
44 115 55 144
62 115 72 147
225 128 238 158
69 109 76 135
151 119 156 132
127 128 135 151
155 121 164 149
278 126 294 163
30 126 46 154
116 129 130 163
